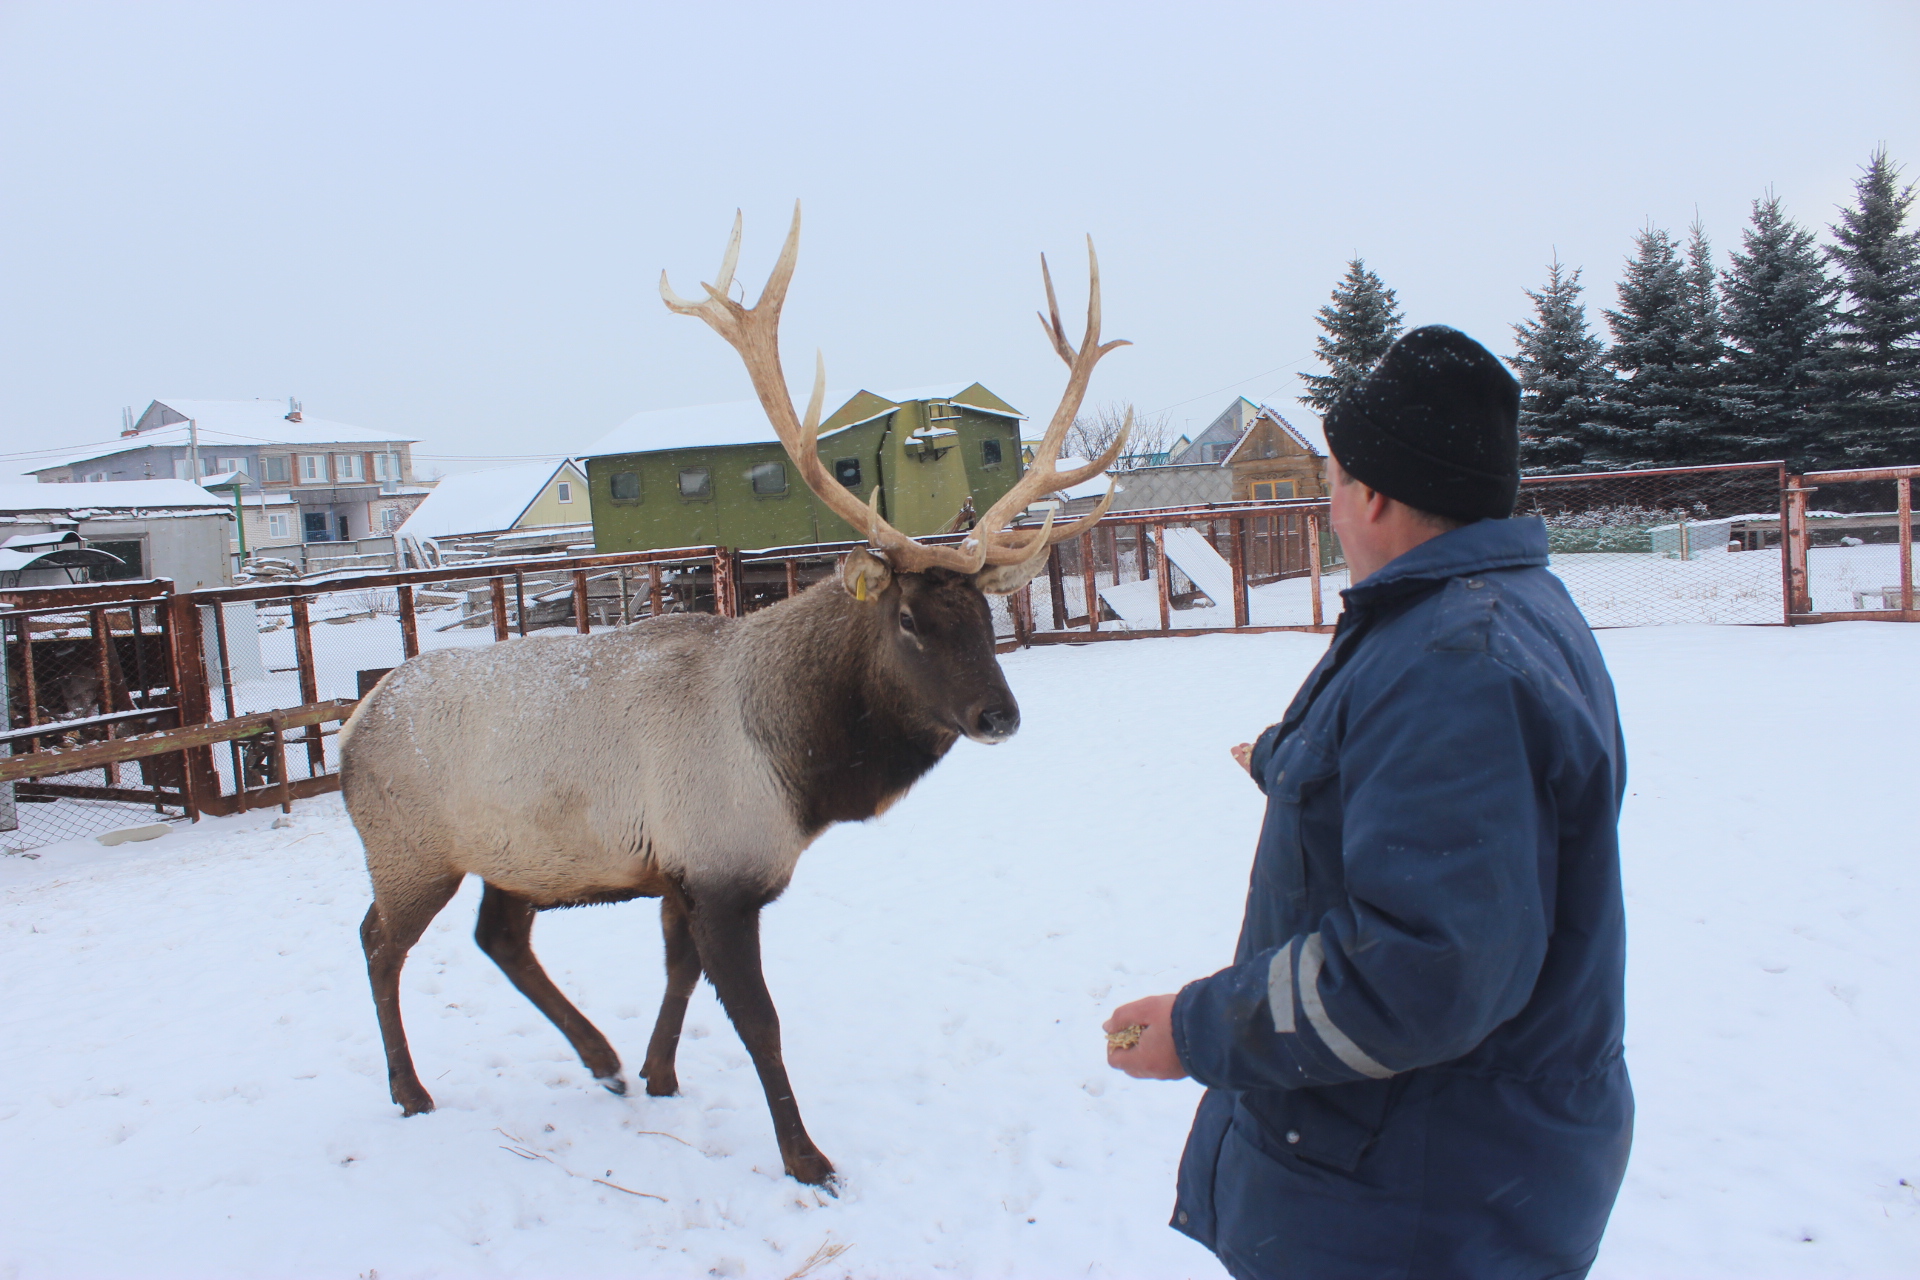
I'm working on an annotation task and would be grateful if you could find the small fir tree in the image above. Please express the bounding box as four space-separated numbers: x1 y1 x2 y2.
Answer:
1298 259 1404 412
1719 193 1839 470
1594 226 1690 465
1506 257 1611 471
1824 149 1920 466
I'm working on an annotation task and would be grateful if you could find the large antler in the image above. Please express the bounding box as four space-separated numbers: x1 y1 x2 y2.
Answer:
970 242 1133 565
661 208 1131 573
661 203 986 575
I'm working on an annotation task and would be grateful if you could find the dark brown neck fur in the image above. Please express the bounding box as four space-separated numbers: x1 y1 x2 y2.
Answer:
735 577 958 836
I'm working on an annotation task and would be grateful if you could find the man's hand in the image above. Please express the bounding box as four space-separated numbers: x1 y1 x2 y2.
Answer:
1104 993 1187 1079
1230 742 1253 775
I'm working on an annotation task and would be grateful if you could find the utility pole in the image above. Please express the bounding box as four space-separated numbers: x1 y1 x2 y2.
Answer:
188 418 201 481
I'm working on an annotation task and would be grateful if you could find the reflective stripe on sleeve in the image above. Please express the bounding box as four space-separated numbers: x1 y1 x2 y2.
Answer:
1297 932 1395 1079
1267 938 1297 1033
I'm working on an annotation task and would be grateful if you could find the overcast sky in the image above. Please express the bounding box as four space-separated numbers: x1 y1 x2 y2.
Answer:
3 1 1915 478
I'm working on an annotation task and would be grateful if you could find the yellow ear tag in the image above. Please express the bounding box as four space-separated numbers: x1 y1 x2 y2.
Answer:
855 576 867 602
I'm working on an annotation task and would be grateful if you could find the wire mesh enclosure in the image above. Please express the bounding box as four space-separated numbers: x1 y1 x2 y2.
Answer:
1516 462 1789 626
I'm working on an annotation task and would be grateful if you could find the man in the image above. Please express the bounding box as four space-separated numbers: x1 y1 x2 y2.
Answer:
1104 327 1632 1279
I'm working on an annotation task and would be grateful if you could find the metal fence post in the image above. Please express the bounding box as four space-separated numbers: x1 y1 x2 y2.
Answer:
287 596 325 775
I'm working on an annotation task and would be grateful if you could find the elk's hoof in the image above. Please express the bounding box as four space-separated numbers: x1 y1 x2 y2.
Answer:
396 1090 435 1117
599 1075 628 1096
786 1151 836 1187
643 1072 679 1097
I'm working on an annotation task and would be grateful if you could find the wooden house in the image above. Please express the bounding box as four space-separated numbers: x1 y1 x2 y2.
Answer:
584 383 1025 552
1223 404 1327 501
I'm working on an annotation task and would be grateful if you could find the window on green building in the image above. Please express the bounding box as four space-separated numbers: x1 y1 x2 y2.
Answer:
749 461 787 495
610 471 641 503
834 458 862 488
981 438 1003 468
678 467 712 499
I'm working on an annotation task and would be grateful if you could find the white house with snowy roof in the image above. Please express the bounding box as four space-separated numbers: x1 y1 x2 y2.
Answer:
395 459 589 559
29 399 429 550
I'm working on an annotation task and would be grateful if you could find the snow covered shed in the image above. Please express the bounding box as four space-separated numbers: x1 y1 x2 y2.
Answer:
0 481 233 590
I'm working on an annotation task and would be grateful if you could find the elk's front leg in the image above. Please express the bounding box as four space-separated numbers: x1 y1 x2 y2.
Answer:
641 888 702 1096
687 887 834 1186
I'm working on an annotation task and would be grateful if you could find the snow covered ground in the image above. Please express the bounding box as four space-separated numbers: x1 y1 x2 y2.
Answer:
2 622 1915 1278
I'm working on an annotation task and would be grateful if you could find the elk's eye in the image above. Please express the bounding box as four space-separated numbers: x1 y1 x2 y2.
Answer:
898 610 918 634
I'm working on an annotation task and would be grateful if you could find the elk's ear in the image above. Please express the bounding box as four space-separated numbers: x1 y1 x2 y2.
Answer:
841 546 892 602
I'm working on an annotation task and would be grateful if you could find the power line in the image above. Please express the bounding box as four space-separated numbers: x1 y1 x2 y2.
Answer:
1147 353 1314 418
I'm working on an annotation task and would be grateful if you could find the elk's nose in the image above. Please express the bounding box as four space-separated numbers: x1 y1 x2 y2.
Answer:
973 704 1020 743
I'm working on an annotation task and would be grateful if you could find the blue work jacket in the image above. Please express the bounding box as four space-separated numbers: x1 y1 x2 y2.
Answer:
1171 517 1632 1280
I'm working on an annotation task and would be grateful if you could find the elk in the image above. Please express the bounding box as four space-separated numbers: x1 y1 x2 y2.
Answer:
340 205 1129 1185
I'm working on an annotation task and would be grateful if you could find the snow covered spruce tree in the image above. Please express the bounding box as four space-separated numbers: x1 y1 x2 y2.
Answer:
1824 148 1920 467
1594 227 1690 466
1719 193 1840 471
1506 257 1611 471
1298 258 1404 412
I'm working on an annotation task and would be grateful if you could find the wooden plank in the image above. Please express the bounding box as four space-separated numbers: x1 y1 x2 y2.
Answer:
196 770 344 818
1308 513 1324 628
572 570 591 634
1154 522 1171 632
1080 534 1099 633
514 572 529 637
0 578 174 611
1899 477 1913 615
1789 609 1920 624
14 783 186 806
489 578 509 641
397 584 420 658
289 596 324 775
1228 517 1248 628
183 547 720 606
0 698 358 784
0 706 176 747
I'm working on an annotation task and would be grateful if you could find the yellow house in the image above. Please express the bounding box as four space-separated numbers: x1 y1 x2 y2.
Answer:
396 459 590 543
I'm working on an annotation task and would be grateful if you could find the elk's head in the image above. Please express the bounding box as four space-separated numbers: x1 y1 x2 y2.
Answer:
662 204 1131 747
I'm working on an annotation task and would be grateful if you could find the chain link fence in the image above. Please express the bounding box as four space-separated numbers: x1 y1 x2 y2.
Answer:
2 590 182 851
1516 462 1788 626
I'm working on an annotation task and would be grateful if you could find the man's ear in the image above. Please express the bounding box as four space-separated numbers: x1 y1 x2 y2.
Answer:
841 546 892 602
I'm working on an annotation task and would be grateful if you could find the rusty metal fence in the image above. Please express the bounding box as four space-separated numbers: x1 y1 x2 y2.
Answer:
1783 465 1918 621
5 462 1914 853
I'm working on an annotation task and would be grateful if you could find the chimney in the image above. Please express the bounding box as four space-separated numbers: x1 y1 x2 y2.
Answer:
121 406 137 437
286 396 303 423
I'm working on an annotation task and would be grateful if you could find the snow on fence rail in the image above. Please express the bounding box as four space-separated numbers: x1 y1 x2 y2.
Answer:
4 463 1915 853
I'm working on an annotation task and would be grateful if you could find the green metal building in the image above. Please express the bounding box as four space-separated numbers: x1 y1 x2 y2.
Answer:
585 383 1027 552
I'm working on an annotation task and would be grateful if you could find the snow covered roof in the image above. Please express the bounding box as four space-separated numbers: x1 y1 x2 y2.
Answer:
0 480 229 516
32 399 416 473
199 470 248 489
1263 404 1327 457
396 459 583 540
587 383 1016 458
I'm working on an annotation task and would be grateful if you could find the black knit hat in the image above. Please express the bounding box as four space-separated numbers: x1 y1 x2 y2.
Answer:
1322 326 1521 523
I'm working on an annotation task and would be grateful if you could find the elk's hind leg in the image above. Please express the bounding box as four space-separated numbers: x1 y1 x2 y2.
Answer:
474 883 625 1093
361 872 462 1116
640 887 702 1096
